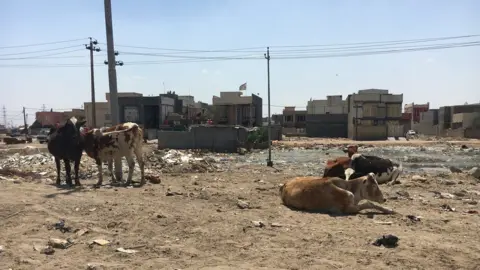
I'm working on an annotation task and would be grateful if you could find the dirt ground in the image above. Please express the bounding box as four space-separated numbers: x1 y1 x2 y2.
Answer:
1 140 480 269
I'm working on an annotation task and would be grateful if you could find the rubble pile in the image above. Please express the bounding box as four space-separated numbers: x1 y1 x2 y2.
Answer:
145 149 222 173
0 149 224 183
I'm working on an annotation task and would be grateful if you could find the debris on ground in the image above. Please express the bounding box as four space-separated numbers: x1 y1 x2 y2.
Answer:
252 221 265 228
90 239 110 246
372 234 399 248
237 200 250 209
48 238 74 249
449 166 463 173
441 204 456 212
468 167 480 180
40 246 55 255
116 247 139 254
50 219 72 233
407 215 422 223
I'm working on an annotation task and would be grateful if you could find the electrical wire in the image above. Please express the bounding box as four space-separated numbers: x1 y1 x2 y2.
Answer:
0 36 478 68
0 49 87 60
0 45 84 57
0 38 88 49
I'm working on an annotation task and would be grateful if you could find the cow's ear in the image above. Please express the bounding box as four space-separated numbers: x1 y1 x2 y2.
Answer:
363 178 367 184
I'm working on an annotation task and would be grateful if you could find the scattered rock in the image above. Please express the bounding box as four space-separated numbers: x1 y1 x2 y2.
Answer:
442 180 457 186
271 222 283 227
407 215 422 223
166 188 183 196
75 228 89 237
411 175 427 182
90 239 110 246
237 200 250 209
468 167 480 180
396 190 410 198
116 247 138 254
466 210 478 214
237 148 247 155
48 238 73 249
145 174 161 184
372 234 399 248
441 204 456 212
0 245 4 253
41 246 55 255
449 166 462 173
252 221 265 228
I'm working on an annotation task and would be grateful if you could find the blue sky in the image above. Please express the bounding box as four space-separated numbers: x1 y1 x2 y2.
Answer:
1 0 479 126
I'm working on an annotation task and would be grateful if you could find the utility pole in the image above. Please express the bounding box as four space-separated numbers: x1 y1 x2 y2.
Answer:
104 0 123 182
41 104 46 112
410 102 415 129
22 107 28 135
2 106 6 127
264 47 273 167
85 37 101 128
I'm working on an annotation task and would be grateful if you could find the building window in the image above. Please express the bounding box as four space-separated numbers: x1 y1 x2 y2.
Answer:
296 115 306 122
285 115 293 122
105 114 111 121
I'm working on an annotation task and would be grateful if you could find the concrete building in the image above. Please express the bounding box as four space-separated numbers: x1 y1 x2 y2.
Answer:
212 91 262 127
404 102 430 123
347 89 403 140
118 94 177 129
307 95 348 114
35 111 65 126
305 95 348 138
63 109 85 122
84 92 144 128
84 102 110 127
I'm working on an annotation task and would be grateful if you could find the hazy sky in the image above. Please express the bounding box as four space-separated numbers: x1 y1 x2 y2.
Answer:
1 0 479 125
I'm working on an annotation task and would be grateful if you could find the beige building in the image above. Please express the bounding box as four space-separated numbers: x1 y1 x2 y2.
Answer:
347 89 404 140
212 91 263 127
84 102 110 127
307 95 348 114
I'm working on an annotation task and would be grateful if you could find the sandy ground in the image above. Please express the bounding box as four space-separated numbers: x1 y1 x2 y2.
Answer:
1 141 480 269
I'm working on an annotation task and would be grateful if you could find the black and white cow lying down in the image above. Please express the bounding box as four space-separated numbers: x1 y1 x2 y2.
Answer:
343 153 403 185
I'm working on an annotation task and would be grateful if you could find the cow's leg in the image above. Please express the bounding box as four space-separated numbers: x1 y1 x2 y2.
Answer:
134 148 145 186
107 159 116 183
95 159 103 187
54 157 61 185
125 155 135 186
73 158 81 186
64 159 72 186
386 168 401 186
345 201 396 215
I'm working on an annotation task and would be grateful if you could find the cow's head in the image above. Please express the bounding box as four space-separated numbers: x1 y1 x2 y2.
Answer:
344 153 364 180
360 173 386 204
83 129 103 158
343 144 358 157
323 157 351 178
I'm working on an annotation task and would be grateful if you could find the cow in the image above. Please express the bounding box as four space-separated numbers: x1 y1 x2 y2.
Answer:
345 153 402 184
47 116 86 186
83 122 145 187
323 146 403 185
279 173 395 215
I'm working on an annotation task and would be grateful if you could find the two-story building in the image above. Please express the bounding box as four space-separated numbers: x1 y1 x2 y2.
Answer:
212 91 262 127
347 89 403 140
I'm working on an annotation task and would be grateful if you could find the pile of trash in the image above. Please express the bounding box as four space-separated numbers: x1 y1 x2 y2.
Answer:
0 149 224 182
145 149 222 173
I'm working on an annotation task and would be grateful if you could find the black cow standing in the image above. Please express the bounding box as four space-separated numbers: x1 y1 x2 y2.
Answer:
47 117 86 186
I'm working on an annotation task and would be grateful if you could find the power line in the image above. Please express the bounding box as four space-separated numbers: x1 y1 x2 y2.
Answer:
0 49 87 60
0 45 83 57
1 39 479 68
103 34 480 53
0 38 88 49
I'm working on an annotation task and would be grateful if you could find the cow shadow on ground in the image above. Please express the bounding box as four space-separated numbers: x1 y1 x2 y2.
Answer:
44 183 88 198
283 205 393 218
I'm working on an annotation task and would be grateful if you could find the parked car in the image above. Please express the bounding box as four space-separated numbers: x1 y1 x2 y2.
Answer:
37 128 50 144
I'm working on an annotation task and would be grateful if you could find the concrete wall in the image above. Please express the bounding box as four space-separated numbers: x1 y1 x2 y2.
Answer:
453 112 480 128
306 114 348 138
465 128 480 139
157 126 248 152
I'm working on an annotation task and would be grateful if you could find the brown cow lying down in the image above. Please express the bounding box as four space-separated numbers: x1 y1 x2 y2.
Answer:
84 122 145 187
279 173 395 215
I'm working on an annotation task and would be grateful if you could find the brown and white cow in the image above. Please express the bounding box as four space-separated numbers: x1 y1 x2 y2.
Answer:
83 122 145 186
279 173 395 215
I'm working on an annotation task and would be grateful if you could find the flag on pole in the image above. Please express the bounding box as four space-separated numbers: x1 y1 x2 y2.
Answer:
239 82 247 91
